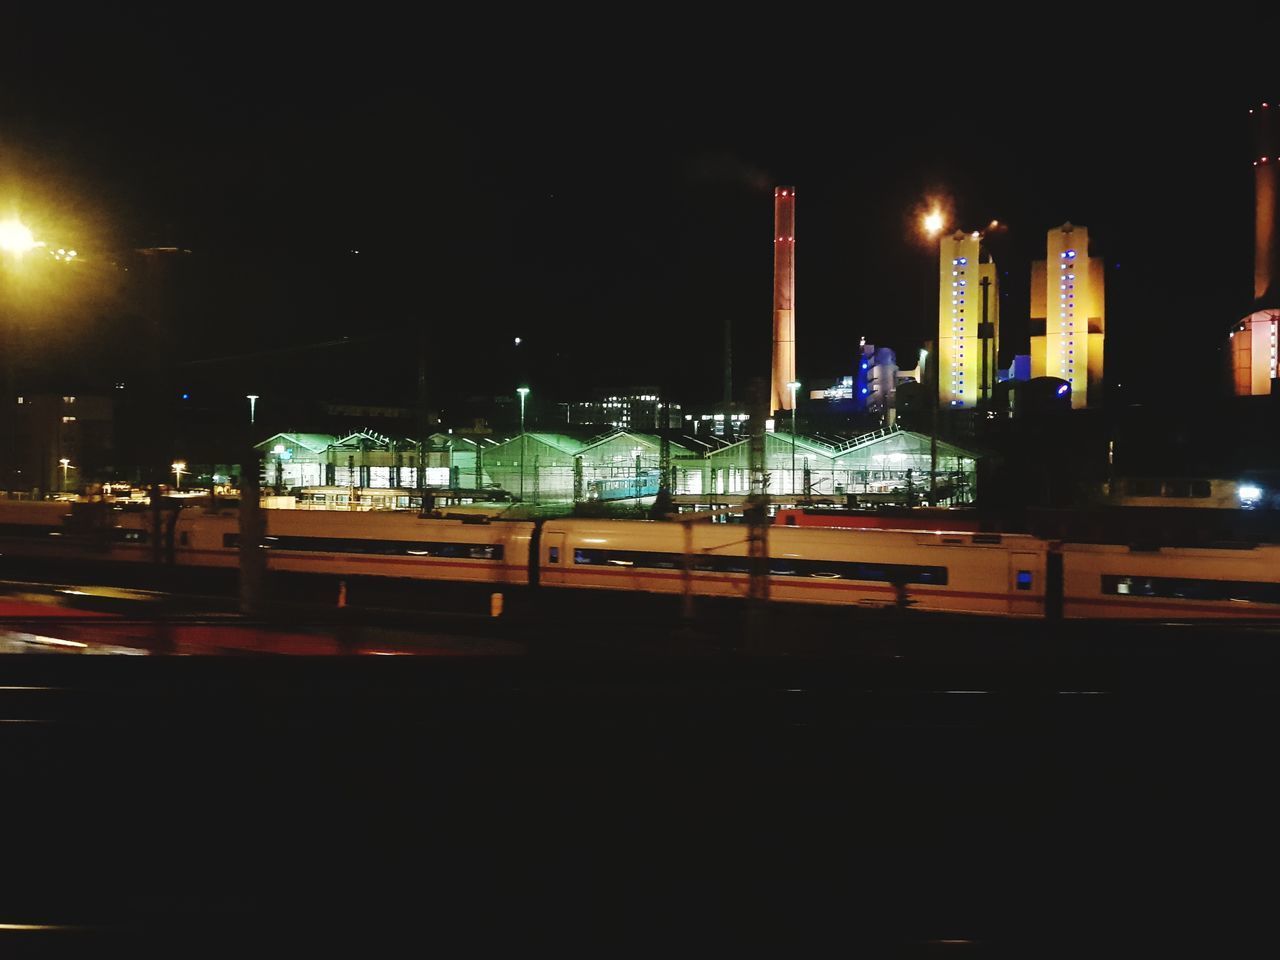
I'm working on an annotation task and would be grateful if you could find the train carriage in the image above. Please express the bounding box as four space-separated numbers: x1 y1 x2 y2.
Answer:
541 520 1050 617
5 499 1280 621
183 510 536 586
1061 541 1280 619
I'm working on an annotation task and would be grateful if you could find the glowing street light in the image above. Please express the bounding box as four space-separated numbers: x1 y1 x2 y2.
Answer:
516 386 530 502
246 394 259 425
922 207 946 239
59 458 72 492
0 219 40 257
172 460 187 490
917 199 948 504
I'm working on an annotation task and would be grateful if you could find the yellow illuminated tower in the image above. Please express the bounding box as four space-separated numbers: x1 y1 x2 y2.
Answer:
937 231 999 409
1030 223 1105 409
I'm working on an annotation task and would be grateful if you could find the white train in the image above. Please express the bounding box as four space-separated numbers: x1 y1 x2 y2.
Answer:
2 501 1279 620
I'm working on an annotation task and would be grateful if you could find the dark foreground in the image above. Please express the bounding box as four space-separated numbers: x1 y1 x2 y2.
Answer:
4 641 1280 951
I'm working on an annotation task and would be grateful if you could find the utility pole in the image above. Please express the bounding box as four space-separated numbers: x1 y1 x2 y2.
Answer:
239 443 267 615
926 338 938 505
417 329 431 518
723 314 732 407
746 377 770 609
979 275 993 410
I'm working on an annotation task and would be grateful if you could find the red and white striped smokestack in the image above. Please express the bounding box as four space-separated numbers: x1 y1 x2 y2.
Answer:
1253 102 1280 301
771 186 796 414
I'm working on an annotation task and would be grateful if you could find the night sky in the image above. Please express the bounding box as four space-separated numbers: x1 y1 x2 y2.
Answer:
2 13 1276 416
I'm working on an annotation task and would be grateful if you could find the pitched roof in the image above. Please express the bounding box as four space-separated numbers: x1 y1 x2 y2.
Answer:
579 429 697 458
254 433 336 454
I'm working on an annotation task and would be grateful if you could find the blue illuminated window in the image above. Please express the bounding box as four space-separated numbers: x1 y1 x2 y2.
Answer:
1016 570 1033 591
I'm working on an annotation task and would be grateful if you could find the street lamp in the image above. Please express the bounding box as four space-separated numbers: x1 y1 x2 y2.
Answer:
1 219 41 497
922 208 945 239
516 386 530 502
0 220 40 257
59 458 71 493
172 460 187 490
246 394 259 425
919 203 948 506
786 380 800 498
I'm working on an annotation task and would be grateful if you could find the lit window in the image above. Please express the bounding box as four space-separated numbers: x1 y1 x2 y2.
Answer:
62 416 76 423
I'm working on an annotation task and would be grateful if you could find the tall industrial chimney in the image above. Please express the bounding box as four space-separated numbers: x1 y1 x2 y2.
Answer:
1254 103 1280 301
1233 103 1280 396
770 186 796 414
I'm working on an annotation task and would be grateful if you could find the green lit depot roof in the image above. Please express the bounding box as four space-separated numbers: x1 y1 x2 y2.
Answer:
580 430 698 458
254 433 337 454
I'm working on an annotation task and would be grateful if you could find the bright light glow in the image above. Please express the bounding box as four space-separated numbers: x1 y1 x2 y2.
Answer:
0 219 38 255
272 444 286 455
516 387 530 397
11 633 88 649
922 209 945 238
1238 484 1263 502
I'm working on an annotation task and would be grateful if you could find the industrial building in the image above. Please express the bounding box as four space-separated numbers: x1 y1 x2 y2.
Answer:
938 231 1000 409
810 341 911 423
690 427 976 505
254 424 979 509
566 393 683 430
1030 222 1105 409
256 430 498 498
1231 101 1280 396
9 394 114 497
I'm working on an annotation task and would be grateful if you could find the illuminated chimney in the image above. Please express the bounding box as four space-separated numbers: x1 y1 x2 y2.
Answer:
1254 103 1280 301
1233 103 1280 396
770 186 796 414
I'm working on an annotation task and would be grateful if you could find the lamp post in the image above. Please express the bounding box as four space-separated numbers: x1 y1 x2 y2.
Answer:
516 386 529 502
172 460 186 490
787 380 800 498
59 458 71 493
246 394 259 426
1 219 78 498
0 219 39 498
920 205 946 506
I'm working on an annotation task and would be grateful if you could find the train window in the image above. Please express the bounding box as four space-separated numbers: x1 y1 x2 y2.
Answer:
572 547 946 585
549 547 559 564
1016 570 1033 590
0 523 63 539
1103 574 1280 605
220 532 503 560
179 532 190 547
